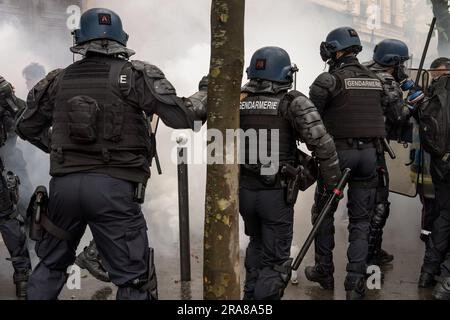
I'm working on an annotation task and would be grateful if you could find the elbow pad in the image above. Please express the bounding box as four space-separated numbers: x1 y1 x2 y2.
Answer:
319 153 341 189
131 60 180 106
290 95 326 145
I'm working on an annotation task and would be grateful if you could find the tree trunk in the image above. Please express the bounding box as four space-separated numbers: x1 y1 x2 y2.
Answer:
431 0 450 56
203 0 245 300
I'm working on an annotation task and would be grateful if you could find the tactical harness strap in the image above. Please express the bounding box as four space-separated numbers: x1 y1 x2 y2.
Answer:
40 213 79 241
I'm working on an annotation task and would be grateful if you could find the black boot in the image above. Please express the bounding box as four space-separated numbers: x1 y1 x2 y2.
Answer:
369 248 394 266
75 241 110 282
432 277 450 300
345 277 366 300
13 269 30 299
304 265 334 290
418 271 437 288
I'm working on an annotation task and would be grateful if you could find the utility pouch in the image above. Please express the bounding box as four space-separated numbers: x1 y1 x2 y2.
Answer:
67 95 99 144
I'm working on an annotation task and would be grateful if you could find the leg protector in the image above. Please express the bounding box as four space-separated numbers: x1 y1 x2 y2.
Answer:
119 248 158 300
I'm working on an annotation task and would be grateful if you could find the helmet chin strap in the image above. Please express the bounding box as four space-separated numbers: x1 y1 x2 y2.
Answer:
71 30 76 62
291 64 299 90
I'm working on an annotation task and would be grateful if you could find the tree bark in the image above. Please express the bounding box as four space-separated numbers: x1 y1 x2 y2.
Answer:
203 0 245 300
431 0 450 56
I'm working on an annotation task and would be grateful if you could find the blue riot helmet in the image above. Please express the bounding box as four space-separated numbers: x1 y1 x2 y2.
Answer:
73 8 129 46
374 39 411 82
246 46 297 84
320 27 362 62
373 39 410 67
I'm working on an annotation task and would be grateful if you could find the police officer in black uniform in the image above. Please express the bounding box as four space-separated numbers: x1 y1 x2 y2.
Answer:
305 27 387 299
416 57 450 300
16 8 207 300
364 39 412 266
240 47 341 300
0 75 31 298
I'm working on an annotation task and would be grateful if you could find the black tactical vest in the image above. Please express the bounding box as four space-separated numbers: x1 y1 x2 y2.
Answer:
240 92 297 167
324 62 386 139
51 56 151 170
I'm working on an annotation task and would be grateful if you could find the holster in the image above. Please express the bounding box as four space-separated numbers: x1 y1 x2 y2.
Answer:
26 186 79 242
27 186 48 241
133 182 146 204
281 164 303 206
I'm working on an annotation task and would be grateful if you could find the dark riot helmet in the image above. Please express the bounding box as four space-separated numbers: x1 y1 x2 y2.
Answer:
73 8 129 46
246 46 297 83
373 39 410 67
320 27 362 62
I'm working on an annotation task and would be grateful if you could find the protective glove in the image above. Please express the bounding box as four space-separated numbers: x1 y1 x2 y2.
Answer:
198 75 209 92
319 156 342 192
407 89 425 105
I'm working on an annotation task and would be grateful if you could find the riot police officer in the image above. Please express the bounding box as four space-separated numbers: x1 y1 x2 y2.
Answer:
416 57 450 300
364 39 412 266
305 27 387 299
240 47 341 300
0 75 31 298
16 8 207 300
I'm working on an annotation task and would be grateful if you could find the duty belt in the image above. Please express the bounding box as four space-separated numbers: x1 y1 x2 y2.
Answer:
334 138 377 150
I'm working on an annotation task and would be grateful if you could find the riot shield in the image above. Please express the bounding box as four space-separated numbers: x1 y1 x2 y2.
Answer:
385 134 420 198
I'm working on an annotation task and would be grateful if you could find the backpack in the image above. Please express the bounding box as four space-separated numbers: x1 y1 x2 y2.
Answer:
419 76 450 159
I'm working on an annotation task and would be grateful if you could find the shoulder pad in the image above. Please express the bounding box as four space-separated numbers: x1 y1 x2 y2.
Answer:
131 60 165 79
312 72 337 90
23 68 63 120
131 60 178 105
27 69 63 107
290 95 320 120
280 90 304 105
375 71 395 84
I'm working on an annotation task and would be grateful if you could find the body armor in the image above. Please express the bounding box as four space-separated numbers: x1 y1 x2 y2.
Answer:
51 56 151 177
323 63 386 139
240 92 297 165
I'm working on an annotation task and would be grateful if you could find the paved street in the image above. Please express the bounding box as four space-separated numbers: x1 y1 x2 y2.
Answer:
0 189 434 300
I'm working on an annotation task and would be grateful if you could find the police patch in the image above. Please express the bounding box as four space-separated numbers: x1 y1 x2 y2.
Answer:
98 13 112 25
348 29 358 37
344 78 382 90
255 59 266 70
